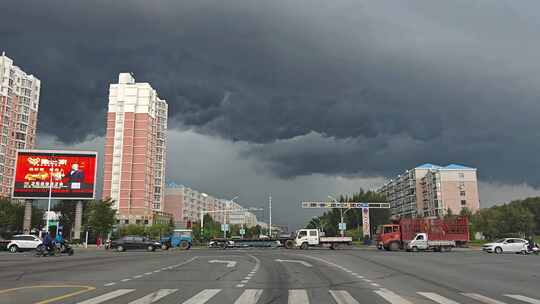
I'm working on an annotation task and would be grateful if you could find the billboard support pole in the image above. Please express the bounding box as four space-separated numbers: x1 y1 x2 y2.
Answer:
45 155 54 233
74 201 83 240
23 200 32 233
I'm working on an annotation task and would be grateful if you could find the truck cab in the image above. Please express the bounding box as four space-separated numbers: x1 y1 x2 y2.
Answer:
295 229 320 248
376 224 402 251
161 229 193 250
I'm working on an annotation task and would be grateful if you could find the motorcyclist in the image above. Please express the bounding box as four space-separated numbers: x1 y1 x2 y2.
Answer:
55 231 65 252
42 232 54 254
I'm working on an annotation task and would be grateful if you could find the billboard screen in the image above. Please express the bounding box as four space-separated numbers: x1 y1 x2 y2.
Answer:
12 150 98 199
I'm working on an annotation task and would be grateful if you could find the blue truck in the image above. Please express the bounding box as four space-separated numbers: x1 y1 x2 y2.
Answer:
160 229 193 250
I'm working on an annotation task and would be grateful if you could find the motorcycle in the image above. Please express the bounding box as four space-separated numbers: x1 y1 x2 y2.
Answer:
35 241 74 257
521 243 539 255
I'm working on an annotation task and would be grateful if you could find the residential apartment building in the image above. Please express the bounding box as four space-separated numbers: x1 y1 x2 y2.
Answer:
0 52 40 198
378 163 480 217
163 183 257 228
102 73 169 225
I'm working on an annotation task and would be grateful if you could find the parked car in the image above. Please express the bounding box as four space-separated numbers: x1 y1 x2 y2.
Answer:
482 238 529 254
0 237 10 251
7 234 42 253
109 236 161 252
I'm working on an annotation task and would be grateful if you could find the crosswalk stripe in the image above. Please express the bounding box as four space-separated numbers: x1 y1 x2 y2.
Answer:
504 295 540 304
288 289 309 304
234 289 263 304
462 293 508 304
128 289 178 304
183 289 221 304
374 288 413 304
418 292 461 304
329 290 360 304
78 289 135 304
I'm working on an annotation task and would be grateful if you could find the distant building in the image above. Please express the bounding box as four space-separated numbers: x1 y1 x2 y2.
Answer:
102 73 169 225
378 163 480 217
163 183 257 228
0 52 40 198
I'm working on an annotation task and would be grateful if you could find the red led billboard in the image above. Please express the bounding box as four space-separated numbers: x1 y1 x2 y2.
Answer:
12 150 98 199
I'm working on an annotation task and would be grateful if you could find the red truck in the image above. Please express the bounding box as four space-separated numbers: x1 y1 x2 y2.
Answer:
376 216 469 252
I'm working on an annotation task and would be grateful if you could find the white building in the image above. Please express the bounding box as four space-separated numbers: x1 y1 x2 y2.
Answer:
0 52 40 198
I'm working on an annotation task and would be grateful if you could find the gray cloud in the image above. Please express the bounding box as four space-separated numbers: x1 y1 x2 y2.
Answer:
2 0 540 186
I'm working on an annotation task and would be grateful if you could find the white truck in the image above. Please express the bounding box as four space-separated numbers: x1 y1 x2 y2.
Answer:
406 233 455 252
285 229 353 250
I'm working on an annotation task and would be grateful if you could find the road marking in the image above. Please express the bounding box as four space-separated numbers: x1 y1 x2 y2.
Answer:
153 270 160 273
374 288 413 304
103 283 116 287
288 290 309 304
462 293 508 304
209 260 237 268
275 259 312 267
234 289 263 304
145 272 152 275
182 289 221 304
128 289 178 304
236 284 245 288
133 275 143 279
504 295 540 304
418 292 461 304
329 290 360 304
371 283 380 287
78 289 134 304
121 278 131 282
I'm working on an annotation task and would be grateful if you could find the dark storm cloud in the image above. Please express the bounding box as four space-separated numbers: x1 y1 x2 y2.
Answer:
2 0 540 185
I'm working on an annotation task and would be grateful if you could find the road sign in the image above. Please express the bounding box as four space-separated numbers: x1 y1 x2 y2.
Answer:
239 228 246 235
301 202 390 209
221 224 229 232
338 222 347 231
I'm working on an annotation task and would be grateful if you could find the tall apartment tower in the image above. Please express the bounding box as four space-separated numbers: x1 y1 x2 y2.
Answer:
378 163 480 218
0 52 40 198
102 73 168 225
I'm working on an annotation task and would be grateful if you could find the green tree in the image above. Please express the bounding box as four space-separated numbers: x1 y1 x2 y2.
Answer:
0 199 23 236
87 199 116 239
145 223 173 239
118 224 145 237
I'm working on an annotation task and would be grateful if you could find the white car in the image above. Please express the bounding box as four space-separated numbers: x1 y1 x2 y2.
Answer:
482 238 528 254
7 235 42 253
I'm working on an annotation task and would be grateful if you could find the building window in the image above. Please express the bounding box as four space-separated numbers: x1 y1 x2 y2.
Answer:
461 200 467 206
124 219 129 224
460 190 466 196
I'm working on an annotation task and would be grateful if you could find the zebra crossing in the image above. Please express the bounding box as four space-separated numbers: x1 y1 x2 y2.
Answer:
73 288 540 304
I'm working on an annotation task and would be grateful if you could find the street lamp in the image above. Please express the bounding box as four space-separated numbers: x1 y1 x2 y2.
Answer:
328 195 352 237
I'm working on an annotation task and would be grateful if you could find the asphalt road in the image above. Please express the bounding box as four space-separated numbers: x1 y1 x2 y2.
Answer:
0 247 538 304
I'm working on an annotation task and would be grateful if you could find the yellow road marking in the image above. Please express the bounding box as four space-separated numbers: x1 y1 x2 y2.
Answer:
0 285 95 304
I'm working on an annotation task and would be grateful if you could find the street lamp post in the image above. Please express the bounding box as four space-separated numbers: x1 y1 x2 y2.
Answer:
328 195 352 237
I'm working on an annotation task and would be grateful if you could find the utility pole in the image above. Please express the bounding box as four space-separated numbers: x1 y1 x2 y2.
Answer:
269 195 272 238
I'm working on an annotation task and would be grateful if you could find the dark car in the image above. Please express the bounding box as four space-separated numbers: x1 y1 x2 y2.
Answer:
110 236 161 252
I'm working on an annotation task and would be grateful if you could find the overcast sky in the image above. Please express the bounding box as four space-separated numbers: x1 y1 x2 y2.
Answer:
3 0 540 228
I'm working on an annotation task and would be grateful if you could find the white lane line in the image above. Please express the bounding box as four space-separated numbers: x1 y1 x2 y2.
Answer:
128 289 178 304
153 270 160 273
234 289 263 304
288 290 309 304
182 289 221 304
103 283 116 287
351 273 358 276
236 284 245 288
121 278 131 282
418 292 461 304
241 280 249 283
145 272 152 275
462 293 508 304
133 275 143 279
78 289 135 304
374 288 413 304
371 283 380 287
504 295 540 304
364 279 372 283
329 290 360 304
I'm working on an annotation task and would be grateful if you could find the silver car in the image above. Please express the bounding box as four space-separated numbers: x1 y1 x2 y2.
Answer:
482 238 528 254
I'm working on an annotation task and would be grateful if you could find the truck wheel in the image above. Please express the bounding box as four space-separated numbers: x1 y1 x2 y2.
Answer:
116 245 124 252
412 246 418 252
161 244 169 250
300 242 308 250
179 241 189 250
330 243 336 250
389 242 400 251
147 245 155 252
284 240 295 249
